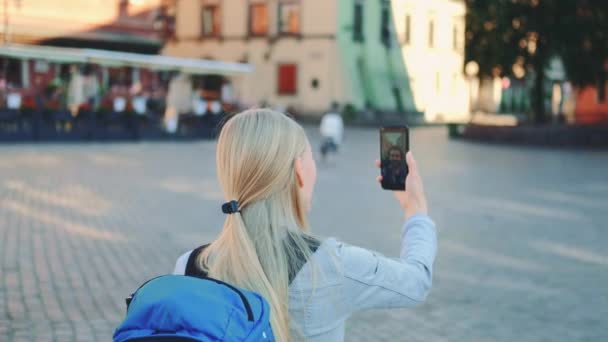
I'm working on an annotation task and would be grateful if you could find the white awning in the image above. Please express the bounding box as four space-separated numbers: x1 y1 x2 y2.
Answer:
0 44 252 76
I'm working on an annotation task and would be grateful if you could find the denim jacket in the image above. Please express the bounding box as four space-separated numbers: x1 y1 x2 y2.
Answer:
173 214 437 341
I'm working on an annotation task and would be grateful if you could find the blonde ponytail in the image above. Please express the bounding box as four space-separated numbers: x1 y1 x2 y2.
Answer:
198 109 316 341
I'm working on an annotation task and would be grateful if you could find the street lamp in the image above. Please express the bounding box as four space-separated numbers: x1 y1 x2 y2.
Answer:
465 61 479 114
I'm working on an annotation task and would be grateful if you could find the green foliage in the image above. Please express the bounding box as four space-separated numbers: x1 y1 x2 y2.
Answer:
465 0 608 122
466 0 608 85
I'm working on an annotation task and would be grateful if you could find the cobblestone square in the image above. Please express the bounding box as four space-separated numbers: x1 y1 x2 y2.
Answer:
1 126 607 341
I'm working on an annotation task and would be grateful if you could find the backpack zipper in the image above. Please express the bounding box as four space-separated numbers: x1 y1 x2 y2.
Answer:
201 277 254 322
126 275 254 322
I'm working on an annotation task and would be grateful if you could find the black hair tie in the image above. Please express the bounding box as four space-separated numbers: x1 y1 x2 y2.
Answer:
221 200 240 214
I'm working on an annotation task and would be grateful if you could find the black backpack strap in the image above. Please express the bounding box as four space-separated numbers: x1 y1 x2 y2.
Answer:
185 244 210 278
184 238 319 283
125 244 211 311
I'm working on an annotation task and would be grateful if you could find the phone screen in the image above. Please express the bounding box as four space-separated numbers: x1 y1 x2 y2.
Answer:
380 126 409 190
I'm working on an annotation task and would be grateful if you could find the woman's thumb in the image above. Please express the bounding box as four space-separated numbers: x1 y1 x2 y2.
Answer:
406 151 417 173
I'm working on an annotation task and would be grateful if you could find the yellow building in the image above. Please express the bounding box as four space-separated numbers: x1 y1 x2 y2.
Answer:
392 0 470 122
163 0 416 118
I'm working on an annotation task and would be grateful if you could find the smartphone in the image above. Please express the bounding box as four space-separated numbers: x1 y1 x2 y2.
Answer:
380 126 409 190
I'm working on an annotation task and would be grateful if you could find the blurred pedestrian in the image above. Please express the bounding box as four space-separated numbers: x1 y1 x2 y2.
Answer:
67 65 85 115
164 73 192 133
319 101 344 163
173 108 436 341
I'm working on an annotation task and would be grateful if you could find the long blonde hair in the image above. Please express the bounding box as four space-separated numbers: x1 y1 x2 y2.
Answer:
199 108 316 341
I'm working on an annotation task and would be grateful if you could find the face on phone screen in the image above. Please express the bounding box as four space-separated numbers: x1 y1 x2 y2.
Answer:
380 127 409 190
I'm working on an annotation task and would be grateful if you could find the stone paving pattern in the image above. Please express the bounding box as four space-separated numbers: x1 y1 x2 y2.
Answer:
1 126 607 341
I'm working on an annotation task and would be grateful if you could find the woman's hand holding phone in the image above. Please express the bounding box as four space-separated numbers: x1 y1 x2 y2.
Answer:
376 152 428 220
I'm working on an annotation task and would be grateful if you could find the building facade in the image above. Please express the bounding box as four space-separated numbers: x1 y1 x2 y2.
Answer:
392 0 469 122
163 0 416 117
0 0 175 91
0 0 170 53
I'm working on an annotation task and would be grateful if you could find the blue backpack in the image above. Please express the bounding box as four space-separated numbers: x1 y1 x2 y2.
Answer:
113 246 275 342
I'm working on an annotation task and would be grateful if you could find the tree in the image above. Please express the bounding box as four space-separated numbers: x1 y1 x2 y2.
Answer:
465 0 608 123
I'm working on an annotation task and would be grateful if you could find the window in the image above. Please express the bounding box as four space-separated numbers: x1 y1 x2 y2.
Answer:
453 19 464 51
277 63 297 95
429 20 434 48
404 15 411 45
155 4 177 39
249 3 268 36
201 5 220 37
380 1 391 48
353 1 364 42
278 2 300 35
118 0 129 18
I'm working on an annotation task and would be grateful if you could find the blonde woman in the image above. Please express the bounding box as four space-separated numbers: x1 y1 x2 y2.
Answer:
173 109 437 341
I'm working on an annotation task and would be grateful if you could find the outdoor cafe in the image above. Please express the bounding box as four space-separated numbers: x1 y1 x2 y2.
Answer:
0 44 252 141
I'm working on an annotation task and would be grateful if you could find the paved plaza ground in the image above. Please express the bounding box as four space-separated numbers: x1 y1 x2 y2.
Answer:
1 126 607 341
